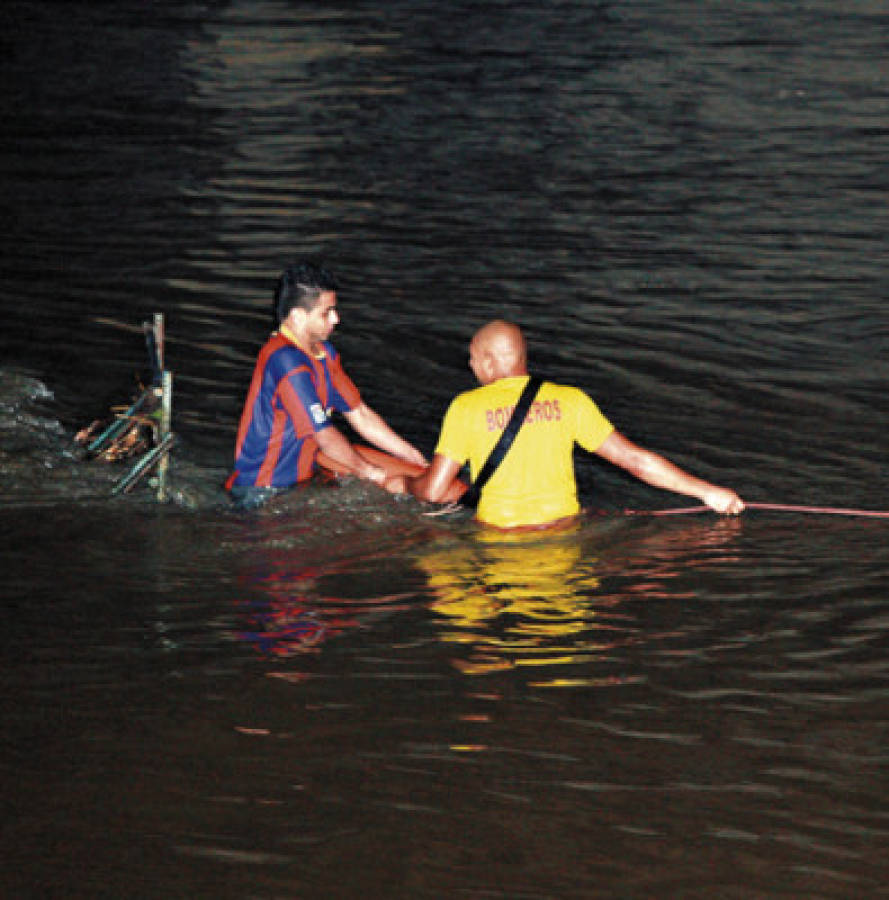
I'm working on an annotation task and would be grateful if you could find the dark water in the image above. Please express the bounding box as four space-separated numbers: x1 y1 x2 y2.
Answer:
2 1 889 896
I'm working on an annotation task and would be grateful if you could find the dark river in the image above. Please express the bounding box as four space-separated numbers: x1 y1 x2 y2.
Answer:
2 1 888 896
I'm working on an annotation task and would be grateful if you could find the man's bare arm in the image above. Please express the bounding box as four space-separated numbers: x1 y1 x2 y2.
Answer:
344 403 427 467
595 431 744 514
315 425 385 484
408 453 463 503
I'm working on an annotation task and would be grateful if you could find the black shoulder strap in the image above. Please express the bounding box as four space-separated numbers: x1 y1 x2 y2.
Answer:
462 375 543 508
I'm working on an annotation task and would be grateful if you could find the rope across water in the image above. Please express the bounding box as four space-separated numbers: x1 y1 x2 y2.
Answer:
625 502 889 519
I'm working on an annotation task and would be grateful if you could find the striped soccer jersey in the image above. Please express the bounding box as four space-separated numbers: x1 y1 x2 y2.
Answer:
228 333 361 488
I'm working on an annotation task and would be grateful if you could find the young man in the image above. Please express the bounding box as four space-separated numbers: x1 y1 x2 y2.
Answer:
409 320 744 529
227 262 426 507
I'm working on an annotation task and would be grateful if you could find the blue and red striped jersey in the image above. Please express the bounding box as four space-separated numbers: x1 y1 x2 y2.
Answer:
227 333 361 488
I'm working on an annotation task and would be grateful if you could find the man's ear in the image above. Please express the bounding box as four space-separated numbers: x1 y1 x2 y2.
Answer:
479 351 497 383
285 307 306 329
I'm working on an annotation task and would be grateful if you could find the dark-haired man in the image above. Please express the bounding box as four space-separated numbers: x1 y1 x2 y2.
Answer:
409 320 744 529
226 262 426 507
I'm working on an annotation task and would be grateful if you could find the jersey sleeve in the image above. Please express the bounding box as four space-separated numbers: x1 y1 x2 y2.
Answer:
572 389 615 452
433 394 470 464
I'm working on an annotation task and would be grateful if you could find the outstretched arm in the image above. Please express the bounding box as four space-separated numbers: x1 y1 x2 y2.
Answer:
595 431 744 514
344 403 428 467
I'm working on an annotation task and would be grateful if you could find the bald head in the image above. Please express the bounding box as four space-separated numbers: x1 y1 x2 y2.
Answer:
469 320 528 384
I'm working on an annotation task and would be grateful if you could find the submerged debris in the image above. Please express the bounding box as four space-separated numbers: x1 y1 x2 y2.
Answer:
75 384 160 462
75 314 175 498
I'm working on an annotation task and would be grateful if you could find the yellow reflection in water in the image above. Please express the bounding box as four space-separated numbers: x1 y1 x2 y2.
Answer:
415 516 745 682
415 523 621 679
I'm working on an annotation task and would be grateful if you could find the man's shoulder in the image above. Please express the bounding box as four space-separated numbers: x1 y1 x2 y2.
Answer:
450 383 493 407
545 381 590 401
263 334 314 371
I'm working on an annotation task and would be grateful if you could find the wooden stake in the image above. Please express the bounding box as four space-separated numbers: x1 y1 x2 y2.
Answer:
157 369 172 501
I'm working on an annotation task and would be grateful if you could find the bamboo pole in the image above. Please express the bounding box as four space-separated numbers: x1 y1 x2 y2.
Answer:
157 369 172 501
153 312 165 375
109 312 175 499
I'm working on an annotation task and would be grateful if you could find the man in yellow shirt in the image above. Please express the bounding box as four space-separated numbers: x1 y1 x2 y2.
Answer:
409 320 744 529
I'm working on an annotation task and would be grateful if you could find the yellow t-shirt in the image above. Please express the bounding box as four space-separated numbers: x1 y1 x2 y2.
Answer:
435 376 614 528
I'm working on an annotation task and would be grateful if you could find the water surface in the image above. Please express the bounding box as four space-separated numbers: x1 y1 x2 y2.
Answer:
2 1 888 896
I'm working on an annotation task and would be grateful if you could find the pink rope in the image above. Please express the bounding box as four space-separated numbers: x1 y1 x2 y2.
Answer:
626 502 889 519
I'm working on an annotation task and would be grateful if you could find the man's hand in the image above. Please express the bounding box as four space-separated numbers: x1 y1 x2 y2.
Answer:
383 474 408 495
399 445 428 468
358 462 387 486
316 425 389 486
701 486 745 515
